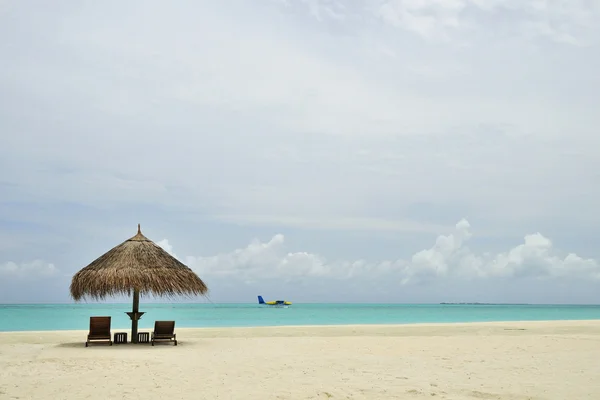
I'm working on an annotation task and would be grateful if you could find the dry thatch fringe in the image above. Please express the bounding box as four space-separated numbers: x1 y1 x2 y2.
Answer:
70 226 208 301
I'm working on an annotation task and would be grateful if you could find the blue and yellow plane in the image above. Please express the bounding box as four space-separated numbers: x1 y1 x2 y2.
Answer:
258 295 292 307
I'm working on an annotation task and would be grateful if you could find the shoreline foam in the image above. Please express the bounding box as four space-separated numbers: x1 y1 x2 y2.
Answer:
1 318 599 334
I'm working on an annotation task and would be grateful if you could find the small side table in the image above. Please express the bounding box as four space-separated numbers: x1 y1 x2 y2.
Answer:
114 332 128 344
137 332 150 344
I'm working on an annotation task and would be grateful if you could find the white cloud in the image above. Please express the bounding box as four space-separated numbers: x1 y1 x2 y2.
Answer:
375 0 467 42
302 0 347 21
0 260 59 279
182 219 600 285
156 239 178 260
401 220 600 284
373 0 600 45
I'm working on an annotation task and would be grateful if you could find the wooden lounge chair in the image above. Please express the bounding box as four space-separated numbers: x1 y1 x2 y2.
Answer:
86 316 112 347
151 320 177 346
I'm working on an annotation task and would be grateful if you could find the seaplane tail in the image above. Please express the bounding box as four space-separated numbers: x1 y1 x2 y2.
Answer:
258 295 292 307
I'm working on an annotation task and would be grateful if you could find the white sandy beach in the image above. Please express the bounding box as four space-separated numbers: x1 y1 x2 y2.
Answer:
1 320 600 399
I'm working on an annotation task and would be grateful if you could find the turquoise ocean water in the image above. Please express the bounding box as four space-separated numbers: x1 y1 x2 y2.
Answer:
1 303 599 332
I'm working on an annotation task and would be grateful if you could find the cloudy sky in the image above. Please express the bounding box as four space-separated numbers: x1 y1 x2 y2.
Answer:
1 0 599 304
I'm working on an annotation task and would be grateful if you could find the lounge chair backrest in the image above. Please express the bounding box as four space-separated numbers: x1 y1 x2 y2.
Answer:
154 320 175 335
89 316 111 335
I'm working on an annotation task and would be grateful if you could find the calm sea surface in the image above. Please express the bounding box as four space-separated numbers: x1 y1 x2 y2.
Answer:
1 303 599 332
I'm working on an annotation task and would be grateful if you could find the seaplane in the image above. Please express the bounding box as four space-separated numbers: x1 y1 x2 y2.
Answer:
258 295 292 308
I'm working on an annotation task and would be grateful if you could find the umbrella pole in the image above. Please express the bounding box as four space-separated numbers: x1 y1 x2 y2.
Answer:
125 289 145 343
131 289 139 343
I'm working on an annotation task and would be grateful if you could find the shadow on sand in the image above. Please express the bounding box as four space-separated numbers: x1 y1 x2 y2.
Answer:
55 341 180 349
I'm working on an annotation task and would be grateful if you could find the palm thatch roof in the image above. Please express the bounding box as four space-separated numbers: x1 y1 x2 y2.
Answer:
70 225 208 301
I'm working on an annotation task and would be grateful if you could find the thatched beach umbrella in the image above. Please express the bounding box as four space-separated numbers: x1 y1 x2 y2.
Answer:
70 224 208 343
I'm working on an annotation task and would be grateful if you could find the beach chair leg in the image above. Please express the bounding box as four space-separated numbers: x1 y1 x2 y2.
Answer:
174 340 177 346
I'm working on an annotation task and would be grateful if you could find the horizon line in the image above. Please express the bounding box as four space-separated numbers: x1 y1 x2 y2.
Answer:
2 302 600 306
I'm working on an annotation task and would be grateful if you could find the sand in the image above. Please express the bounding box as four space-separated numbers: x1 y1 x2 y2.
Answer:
1 320 600 400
